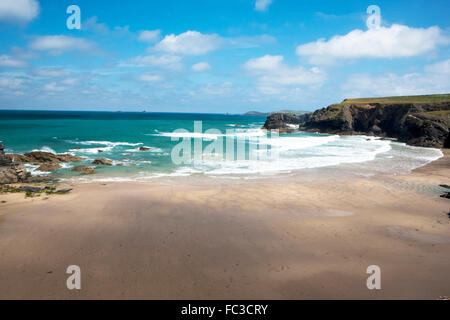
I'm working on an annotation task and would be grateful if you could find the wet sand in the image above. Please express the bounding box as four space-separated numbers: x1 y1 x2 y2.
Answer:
0 152 449 299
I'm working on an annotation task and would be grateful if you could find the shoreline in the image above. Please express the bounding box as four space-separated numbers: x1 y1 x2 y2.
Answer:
0 151 449 299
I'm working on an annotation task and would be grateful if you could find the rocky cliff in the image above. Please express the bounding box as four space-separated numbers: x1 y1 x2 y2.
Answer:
263 112 310 133
263 97 450 148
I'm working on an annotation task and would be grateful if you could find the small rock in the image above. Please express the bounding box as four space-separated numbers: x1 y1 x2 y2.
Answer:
71 165 90 171
18 186 43 193
440 192 450 199
83 167 95 175
92 158 113 166
55 189 72 194
36 163 62 172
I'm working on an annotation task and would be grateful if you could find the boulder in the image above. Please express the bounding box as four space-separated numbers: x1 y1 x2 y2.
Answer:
92 158 113 166
0 142 12 166
6 151 84 164
0 164 31 184
71 165 95 175
82 167 95 175
36 163 62 172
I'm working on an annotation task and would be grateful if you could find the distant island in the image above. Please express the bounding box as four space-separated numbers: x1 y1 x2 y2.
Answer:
244 110 311 116
244 111 270 116
263 94 450 148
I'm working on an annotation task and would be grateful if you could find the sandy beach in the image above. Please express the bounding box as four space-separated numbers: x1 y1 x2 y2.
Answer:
0 151 449 300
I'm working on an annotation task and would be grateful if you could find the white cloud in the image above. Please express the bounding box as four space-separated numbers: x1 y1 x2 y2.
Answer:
138 30 161 43
30 35 96 55
296 24 450 64
0 54 27 68
82 16 109 34
342 59 450 98
153 31 221 55
244 55 326 94
34 66 72 77
138 74 163 82
0 77 24 89
189 82 233 96
0 0 40 22
119 54 182 69
254 0 273 12
425 58 450 74
44 82 66 92
191 62 211 72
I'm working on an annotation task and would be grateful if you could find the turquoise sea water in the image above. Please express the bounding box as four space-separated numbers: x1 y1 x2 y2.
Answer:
0 110 444 181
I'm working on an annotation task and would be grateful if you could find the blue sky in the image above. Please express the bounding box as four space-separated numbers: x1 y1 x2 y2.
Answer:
0 0 449 113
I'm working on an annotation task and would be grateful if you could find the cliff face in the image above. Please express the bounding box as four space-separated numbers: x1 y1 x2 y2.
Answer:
263 102 450 148
263 113 310 130
301 102 450 148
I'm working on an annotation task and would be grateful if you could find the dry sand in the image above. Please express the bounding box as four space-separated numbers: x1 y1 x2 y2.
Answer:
0 152 449 300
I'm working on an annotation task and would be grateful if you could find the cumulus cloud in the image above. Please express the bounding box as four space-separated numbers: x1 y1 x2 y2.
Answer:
191 62 211 72
0 54 27 68
138 73 163 82
296 24 450 64
0 0 40 23
244 55 325 94
341 59 450 98
254 0 273 12
138 30 161 43
153 31 221 55
30 35 96 55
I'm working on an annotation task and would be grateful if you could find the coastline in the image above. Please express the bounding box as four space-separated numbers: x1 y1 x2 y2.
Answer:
0 151 449 299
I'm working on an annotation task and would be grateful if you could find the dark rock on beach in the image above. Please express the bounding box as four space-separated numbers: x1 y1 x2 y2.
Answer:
6 151 84 164
71 165 95 175
36 163 62 172
92 158 113 166
0 142 31 184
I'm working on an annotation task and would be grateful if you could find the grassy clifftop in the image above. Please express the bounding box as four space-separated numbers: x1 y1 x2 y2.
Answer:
340 94 450 105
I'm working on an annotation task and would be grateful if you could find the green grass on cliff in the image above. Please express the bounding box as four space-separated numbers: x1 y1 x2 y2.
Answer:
423 110 450 117
340 94 450 105
273 110 311 115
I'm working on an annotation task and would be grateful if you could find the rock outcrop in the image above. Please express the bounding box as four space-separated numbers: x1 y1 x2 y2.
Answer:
0 142 31 184
263 113 310 132
92 158 113 166
300 102 450 148
6 151 84 164
263 100 450 148
71 165 95 175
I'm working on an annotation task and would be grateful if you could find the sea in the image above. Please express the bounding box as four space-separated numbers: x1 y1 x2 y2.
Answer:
0 110 443 182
